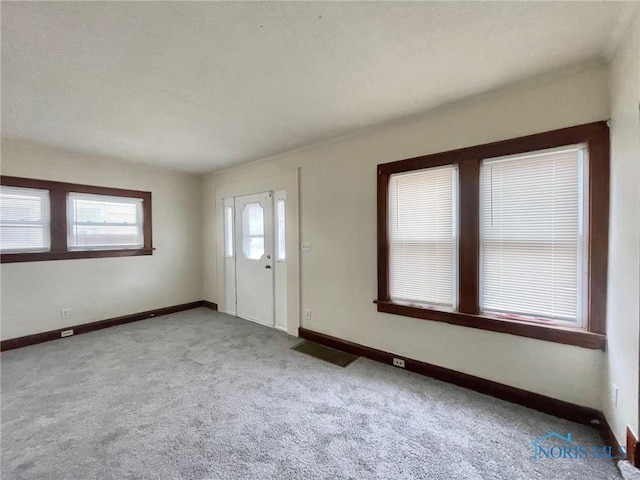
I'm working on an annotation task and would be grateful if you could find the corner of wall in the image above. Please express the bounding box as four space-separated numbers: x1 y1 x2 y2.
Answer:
603 5 640 447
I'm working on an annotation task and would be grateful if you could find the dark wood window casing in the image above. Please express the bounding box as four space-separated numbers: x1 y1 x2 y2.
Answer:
376 122 609 350
1 176 153 263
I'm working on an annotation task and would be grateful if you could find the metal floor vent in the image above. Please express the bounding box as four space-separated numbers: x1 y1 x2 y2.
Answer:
291 341 359 368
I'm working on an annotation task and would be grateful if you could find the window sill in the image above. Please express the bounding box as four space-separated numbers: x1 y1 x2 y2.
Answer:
375 300 605 350
1 248 153 263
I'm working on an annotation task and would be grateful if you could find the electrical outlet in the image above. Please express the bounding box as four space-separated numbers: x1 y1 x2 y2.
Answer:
393 358 405 368
304 309 311 320
60 329 74 338
60 309 70 319
611 383 618 408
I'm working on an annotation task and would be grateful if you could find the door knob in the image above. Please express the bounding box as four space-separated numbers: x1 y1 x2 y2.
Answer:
265 265 272 269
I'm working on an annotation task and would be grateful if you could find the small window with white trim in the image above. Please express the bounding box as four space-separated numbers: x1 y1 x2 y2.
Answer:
225 205 234 258
68 193 144 250
276 198 286 261
0 186 51 253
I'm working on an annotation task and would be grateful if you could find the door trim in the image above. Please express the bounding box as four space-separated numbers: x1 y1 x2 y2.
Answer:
211 169 300 336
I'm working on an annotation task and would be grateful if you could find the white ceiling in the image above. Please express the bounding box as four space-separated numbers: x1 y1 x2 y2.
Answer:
1 1 631 173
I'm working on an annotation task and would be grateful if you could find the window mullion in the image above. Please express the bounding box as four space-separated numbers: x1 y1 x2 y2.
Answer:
49 189 67 253
458 160 480 314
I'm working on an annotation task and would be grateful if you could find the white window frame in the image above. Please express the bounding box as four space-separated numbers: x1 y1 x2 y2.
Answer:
388 164 459 309
478 144 589 327
67 192 144 251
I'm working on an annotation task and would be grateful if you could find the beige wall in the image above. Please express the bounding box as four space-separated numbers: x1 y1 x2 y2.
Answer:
0 139 203 340
204 65 610 409
2 53 631 420
604 8 640 445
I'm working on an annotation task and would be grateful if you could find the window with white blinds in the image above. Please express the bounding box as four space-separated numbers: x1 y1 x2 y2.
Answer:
68 193 144 250
389 165 457 307
0 186 51 253
480 145 587 324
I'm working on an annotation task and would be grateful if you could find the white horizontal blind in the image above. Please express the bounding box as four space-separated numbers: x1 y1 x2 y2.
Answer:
389 165 457 307
0 186 51 252
481 145 586 324
68 193 143 250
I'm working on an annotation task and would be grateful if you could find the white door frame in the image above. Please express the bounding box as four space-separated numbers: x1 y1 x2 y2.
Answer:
214 169 300 336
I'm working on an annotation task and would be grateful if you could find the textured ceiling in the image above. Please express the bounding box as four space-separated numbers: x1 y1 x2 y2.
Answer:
1 1 631 173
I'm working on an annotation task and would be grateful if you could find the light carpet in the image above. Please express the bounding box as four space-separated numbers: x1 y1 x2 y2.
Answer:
620 461 640 480
1 309 621 479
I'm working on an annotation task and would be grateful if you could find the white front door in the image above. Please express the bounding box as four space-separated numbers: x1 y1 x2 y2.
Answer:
234 191 274 326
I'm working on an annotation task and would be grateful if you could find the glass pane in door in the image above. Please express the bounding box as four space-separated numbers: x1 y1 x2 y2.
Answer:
242 202 264 260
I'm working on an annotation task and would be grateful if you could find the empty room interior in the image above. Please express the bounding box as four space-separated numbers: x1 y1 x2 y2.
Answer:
1 1 639 479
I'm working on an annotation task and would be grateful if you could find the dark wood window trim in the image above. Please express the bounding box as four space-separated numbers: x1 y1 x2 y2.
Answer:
377 121 609 350
1 176 153 263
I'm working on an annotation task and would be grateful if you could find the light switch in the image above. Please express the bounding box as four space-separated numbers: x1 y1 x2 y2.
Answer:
301 242 311 252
